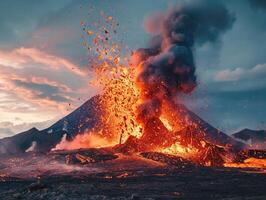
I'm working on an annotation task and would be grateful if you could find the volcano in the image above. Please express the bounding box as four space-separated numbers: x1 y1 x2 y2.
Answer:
0 95 244 155
0 94 262 169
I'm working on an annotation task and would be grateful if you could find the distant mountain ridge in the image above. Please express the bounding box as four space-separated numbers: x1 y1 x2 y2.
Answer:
0 95 250 154
233 129 266 148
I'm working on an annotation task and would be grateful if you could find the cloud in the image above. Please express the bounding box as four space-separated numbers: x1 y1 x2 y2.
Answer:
0 47 86 76
0 120 54 139
214 63 266 82
12 79 70 103
0 46 95 138
0 47 91 110
0 0 71 47
16 48 86 76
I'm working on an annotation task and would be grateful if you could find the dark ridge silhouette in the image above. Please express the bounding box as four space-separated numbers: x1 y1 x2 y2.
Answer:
233 129 266 148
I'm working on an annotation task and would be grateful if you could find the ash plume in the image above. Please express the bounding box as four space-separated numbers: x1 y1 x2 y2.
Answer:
134 0 235 122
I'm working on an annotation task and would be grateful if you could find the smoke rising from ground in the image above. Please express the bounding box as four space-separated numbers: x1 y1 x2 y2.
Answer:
25 141 37 153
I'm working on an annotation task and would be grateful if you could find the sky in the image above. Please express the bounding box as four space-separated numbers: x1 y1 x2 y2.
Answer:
0 0 266 138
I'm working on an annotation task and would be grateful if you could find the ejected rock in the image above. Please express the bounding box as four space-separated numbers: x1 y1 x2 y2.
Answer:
50 148 118 165
140 152 195 168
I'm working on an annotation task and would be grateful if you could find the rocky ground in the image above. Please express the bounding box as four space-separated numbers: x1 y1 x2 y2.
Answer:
0 149 266 200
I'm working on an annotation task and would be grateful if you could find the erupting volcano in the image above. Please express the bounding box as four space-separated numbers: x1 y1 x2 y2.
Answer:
1 1 266 199
45 2 265 169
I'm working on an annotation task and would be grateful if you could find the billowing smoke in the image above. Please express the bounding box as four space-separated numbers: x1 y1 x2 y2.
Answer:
134 0 235 123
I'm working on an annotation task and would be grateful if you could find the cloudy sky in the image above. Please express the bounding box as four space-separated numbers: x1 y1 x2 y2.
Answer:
0 0 266 138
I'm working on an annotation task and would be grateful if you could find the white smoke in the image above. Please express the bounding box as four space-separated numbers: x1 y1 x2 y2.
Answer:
25 141 37 152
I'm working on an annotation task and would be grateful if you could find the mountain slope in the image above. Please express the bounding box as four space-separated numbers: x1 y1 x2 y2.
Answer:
0 96 102 154
233 129 266 148
0 95 245 154
47 95 102 137
0 127 66 155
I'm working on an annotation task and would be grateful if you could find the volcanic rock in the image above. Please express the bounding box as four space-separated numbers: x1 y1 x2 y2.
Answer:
114 136 141 154
50 148 118 165
140 117 177 149
140 152 195 169
233 129 266 148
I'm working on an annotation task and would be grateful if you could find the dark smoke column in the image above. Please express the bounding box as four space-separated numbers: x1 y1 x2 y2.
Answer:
133 0 235 149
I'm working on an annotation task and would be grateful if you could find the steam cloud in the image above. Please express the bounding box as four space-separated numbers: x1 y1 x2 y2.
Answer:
135 0 235 121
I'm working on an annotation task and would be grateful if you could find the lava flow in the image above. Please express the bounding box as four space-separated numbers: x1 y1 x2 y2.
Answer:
53 5 266 169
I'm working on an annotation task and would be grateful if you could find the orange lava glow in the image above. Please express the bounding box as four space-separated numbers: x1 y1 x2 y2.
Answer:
52 133 117 150
224 158 266 169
